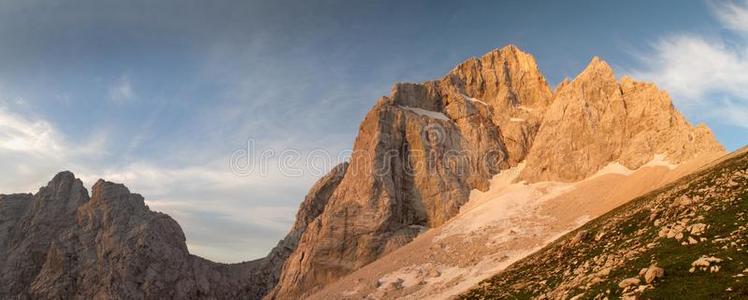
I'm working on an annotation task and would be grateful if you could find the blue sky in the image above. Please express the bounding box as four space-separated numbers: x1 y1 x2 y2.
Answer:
0 0 746 263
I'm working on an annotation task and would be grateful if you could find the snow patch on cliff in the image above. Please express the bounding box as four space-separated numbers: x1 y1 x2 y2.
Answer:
399 106 450 121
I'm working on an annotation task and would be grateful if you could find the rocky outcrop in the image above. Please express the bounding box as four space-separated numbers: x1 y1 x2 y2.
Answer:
519 57 723 182
0 172 268 299
0 193 33 254
446 45 553 165
0 172 89 298
268 102 499 299
268 45 555 299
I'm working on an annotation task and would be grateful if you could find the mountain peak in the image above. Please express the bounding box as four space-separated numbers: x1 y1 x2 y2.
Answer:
577 56 615 81
520 53 723 183
447 44 541 78
495 44 522 55
38 171 88 207
448 44 550 104
49 170 76 185
493 44 539 70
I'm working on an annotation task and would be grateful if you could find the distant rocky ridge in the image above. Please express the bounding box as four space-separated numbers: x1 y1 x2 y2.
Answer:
0 172 269 299
0 45 723 299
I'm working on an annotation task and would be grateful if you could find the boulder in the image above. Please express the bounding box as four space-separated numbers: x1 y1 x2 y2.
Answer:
618 277 641 288
644 266 665 284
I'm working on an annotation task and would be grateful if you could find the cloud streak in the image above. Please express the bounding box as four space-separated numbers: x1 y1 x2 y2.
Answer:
0 102 107 191
0 106 64 156
632 0 748 129
712 0 748 34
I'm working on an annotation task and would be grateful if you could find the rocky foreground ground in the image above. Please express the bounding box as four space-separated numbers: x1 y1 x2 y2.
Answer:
459 148 748 299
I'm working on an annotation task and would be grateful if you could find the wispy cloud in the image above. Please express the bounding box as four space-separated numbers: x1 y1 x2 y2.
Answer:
108 75 135 104
712 0 748 34
0 103 107 191
633 35 748 104
0 98 70 189
0 106 64 156
631 0 748 129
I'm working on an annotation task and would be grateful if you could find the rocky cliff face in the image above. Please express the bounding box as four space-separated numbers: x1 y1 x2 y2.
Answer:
0 172 89 298
519 57 724 182
268 45 560 299
0 172 268 299
0 45 725 300
446 45 553 165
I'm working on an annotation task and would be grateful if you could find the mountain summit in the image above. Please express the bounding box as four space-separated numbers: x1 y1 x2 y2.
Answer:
0 45 725 299
519 56 723 182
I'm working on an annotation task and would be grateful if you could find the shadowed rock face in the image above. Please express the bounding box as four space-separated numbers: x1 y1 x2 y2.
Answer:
0 45 725 300
0 172 89 298
0 173 268 299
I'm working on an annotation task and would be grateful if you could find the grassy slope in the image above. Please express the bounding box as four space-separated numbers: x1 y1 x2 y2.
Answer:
459 150 748 300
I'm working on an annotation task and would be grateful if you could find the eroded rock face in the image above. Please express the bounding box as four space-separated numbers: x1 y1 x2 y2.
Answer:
446 45 553 165
269 102 503 299
0 193 33 254
519 58 724 182
0 173 267 299
0 172 89 298
269 45 556 299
